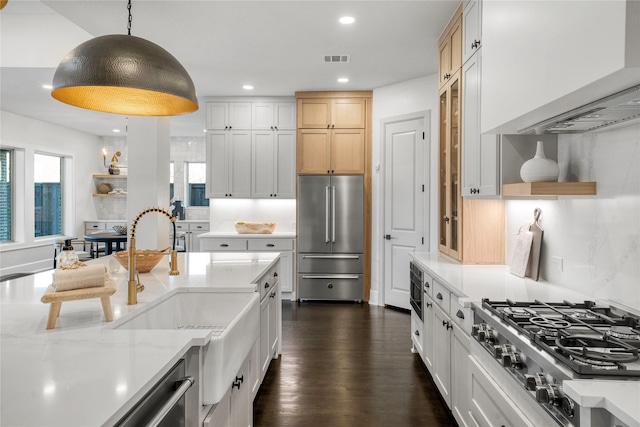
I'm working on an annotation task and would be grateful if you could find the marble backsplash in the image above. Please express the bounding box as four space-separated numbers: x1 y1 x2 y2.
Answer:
506 121 640 311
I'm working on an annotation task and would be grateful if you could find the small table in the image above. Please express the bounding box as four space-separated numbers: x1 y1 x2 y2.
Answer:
84 232 127 256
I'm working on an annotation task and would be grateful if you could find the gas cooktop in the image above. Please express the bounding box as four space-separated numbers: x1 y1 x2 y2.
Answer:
482 299 640 377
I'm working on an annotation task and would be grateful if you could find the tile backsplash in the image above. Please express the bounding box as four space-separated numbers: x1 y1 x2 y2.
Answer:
506 121 640 311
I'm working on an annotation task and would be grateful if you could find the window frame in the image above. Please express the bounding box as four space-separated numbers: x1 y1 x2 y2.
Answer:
0 148 14 243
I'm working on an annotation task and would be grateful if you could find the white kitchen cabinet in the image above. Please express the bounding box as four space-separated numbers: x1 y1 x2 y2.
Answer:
432 302 452 406
462 0 481 64
451 322 471 427
251 130 296 198
174 221 210 252
422 290 435 373
481 0 640 134
206 130 252 198
257 263 280 383
252 102 296 130
410 310 424 358
206 102 252 130
201 236 295 297
462 50 500 198
203 351 253 427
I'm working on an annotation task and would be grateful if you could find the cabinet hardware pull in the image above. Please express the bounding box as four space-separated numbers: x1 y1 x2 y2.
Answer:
220 244 229 247
456 310 465 319
270 126 274 130
302 274 359 279
443 320 452 330
266 244 275 247
145 376 194 427
265 282 270 289
270 292 276 299
425 281 430 288
273 272 278 277
414 330 420 336
274 126 278 130
235 375 244 384
302 255 360 260
327 124 330 128
444 216 450 224
327 283 333 289
229 126 232 130
436 292 443 300
232 380 241 390
425 302 432 308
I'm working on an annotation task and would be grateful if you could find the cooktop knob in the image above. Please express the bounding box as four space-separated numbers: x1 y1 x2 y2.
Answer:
492 344 515 359
484 327 498 345
561 396 575 418
535 384 564 406
472 323 487 340
503 351 525 370
524 373 548 391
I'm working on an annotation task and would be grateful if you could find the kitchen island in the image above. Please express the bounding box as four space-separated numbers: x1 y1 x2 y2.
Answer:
0 252 279 427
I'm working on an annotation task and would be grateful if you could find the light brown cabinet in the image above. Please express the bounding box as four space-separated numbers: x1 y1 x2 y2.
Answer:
297 98 366 129
297 128 364 175
438 6 463 88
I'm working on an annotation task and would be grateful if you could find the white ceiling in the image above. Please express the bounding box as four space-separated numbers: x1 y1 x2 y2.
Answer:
0 0 458 137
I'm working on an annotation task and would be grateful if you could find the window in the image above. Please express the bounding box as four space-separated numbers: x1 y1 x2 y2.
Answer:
187 162 208 207
34 153 62 237
169 162 174 201
0 149 12 242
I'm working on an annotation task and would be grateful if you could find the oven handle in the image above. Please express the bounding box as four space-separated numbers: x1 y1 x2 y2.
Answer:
146 376 194 427
302 274 360 280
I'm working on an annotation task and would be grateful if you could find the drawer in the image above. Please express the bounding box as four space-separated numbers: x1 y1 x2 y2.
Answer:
297 253 363 274
200 238 247 251
259 266 279 301
450 297 472 333
423 271 434 298
175 223 189 231
432 280 451 314
298 274 363 301
85 222 105 231
411 311 424 356
189 223 210 232
247 239 293 251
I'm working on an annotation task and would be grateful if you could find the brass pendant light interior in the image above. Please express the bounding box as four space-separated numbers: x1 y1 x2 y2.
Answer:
51 0 198 116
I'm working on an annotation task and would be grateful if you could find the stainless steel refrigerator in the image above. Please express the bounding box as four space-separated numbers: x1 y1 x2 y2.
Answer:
297 175 364 301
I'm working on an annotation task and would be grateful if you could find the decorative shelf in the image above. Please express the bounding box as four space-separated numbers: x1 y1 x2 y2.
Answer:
92 193 127 198
502 182 597 199
93 174 127 179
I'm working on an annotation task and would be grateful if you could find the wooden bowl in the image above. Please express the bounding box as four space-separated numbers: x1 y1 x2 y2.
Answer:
113 250 166 273
234 222 276 234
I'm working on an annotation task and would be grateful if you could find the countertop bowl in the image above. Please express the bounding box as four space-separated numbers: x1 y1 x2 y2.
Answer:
112 225 127 235
113 249 166 273
234 222 276 234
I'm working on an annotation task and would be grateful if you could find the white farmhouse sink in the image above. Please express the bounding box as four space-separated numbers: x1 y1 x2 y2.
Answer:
112 289 259 404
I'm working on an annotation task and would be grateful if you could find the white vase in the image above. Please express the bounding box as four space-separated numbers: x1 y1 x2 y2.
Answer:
520 141 559 183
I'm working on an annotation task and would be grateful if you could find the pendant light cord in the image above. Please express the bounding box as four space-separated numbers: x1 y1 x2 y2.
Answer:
127 0 132 35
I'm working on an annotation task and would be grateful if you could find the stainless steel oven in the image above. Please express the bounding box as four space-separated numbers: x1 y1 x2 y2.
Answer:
409 262 423 320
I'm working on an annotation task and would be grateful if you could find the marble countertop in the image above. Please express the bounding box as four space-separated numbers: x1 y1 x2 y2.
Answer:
410 252 590 306
0 252 279 426
410 252 639 426
199 231 296 239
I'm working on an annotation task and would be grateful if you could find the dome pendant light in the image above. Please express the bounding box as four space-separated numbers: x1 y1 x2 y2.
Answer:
51 0 198 116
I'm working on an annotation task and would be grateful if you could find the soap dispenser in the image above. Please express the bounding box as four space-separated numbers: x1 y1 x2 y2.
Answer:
57 239 79 269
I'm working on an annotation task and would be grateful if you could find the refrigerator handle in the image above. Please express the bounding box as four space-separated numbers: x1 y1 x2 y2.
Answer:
332 185 336 243
325 186 330 243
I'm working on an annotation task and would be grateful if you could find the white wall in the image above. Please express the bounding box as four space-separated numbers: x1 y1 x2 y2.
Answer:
506 121 640 311
0 110 101 275
370 74 439 305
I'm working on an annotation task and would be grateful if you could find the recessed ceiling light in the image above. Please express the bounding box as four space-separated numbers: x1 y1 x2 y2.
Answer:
243 85 254 90
42 84 53 90
203 129 207 133
337 77 349 83
339 16 355 24
112 129 121 133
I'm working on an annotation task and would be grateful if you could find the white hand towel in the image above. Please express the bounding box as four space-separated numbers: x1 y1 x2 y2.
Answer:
53 265 107 292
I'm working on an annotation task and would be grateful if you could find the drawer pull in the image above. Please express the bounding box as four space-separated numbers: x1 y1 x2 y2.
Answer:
436 292 443 300
425 281 430 288
442 320 452 330
414 330 420 337
220 244 229 247
266 244 275 247
302 274 359 280
302 255 360 260
264 282 270 289
456 310 465 319
425 302 432 308
270 292 276 299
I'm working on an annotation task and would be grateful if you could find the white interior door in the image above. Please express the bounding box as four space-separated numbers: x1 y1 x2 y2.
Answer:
383 117 425 309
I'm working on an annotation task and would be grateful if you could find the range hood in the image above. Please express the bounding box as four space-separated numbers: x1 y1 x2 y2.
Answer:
519 85 640 134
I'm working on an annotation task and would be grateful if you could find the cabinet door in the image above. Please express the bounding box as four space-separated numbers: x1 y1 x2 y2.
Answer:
230 355 252 427
439 9 462 87
276 250 293 293
449 15 463 76
331 98 365 128
274 103 296 130
228 102 252 129
422 295 435 371
268 283 279 359
252 103 275 130
297 129 330 174
463 0 481 64
297 98 331 128
438 73 462 260
433 304 452 407
206 102 228 130
451 323 472 427
259 295 270 380
274 131 296 198
228 131 252 197
439 37 451 87
252 130 275 198
330 129 365 174
462 52 499 198
207 131 230 197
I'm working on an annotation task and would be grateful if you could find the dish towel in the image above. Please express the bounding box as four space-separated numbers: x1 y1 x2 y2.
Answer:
53 264 108 292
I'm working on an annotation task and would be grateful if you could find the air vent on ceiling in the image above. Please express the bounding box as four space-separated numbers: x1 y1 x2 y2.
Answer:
324 55 350 63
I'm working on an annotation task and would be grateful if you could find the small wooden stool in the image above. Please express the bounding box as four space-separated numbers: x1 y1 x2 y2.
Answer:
41 280 116 329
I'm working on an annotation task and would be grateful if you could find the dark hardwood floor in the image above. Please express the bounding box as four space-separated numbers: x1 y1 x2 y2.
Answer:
254 301 456 427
